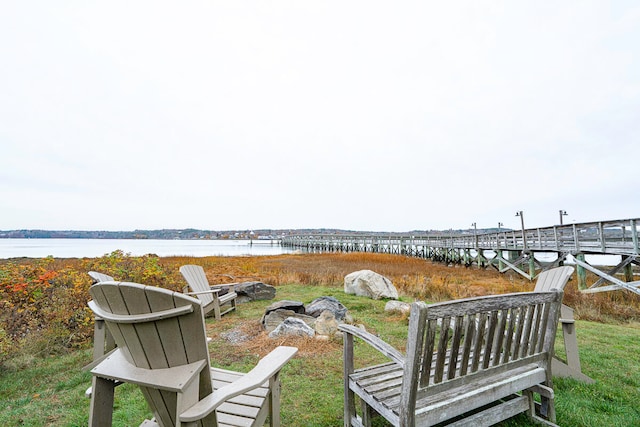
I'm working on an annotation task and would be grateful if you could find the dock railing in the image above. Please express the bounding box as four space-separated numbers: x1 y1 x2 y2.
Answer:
281 218 640 295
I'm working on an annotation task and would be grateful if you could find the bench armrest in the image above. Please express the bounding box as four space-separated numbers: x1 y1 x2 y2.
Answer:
339 324 405 366
180 346 298 422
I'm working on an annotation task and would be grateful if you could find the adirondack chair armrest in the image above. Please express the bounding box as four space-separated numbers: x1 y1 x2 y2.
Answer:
90 349 207 393
338 324 405 366
211 283 236 292
180 346 298 422
560 303 575 324
183 288 221 297
83 347 119 372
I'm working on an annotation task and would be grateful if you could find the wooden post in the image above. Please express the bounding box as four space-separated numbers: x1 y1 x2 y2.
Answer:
623 255 634 282
576 253 587 290
529 253 536 279
497 249 504 271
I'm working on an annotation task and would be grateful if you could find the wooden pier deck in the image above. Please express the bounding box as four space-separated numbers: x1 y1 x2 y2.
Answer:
281 218 640 295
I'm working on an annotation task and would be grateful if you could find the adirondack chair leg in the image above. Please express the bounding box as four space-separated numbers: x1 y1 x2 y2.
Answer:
92 318 107 361
176 379 201 427
213 301 222 320
268 373 282 427
89 376 115 427
560 304 581 372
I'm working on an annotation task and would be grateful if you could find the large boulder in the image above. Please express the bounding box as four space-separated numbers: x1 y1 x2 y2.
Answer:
344 270 398 300
306 296 348 321
234 281 276 302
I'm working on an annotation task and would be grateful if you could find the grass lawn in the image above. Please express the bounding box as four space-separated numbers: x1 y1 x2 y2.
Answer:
1 283 639 426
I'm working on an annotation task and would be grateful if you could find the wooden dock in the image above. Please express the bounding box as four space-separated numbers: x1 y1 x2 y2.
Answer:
281 218 640 295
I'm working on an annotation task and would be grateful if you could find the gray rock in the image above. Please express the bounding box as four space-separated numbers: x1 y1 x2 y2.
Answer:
385 300 411 316
314 310 339 336
234 281 276 302
263 300 305 316
344 270 399 300
306 296 348 321
262 309 316 333
269 317 315 338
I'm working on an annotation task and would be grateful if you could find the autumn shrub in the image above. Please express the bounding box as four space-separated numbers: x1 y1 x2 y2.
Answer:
0 251 178 365
1 258 96 362
81 250 173 288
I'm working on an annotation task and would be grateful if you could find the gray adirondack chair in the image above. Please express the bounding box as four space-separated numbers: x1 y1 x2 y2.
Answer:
180 265 238 320
87 281 297 427
535 266 593 383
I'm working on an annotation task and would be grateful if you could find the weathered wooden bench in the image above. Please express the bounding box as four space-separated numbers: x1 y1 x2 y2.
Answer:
340 291 563 426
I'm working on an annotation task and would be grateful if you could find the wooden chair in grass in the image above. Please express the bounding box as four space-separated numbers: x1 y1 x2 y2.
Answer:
180 265 238 320
86 281 297 427
534 266 593 383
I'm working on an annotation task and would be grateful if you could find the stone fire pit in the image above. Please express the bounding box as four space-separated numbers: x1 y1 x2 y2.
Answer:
262 296 351 339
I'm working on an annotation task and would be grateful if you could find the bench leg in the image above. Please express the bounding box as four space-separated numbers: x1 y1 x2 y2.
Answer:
360 400 373 427
526 384 558 426
343 334 356 427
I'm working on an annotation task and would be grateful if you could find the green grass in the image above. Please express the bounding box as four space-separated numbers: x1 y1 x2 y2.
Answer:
1 283 639 426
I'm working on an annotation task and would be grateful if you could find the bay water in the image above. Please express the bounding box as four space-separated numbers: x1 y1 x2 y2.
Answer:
0 238 293 259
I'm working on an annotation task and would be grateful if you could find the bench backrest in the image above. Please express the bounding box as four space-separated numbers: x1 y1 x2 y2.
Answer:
400 291 563 419
89 281 214 427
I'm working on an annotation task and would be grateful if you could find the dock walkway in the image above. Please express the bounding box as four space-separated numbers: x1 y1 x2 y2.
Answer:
281 218 640 295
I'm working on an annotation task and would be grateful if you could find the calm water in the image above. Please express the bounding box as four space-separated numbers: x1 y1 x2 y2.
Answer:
0 239 620 266
0 239 294 259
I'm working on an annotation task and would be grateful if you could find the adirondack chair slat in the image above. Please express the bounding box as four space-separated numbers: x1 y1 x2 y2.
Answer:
87 281 296 427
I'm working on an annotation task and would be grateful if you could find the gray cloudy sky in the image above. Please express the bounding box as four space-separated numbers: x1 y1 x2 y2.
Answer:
1 1 639 232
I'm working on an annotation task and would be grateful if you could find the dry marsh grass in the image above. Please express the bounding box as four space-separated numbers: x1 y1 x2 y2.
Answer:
162 252 640 323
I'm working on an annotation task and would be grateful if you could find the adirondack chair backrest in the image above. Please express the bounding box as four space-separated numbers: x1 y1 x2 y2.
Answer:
180 265 214 306
400 291 563 420
534 266 574 292
88 271 114 283
88 281 214 427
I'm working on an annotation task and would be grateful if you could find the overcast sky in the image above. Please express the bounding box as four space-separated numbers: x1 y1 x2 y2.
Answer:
1 1 639 233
